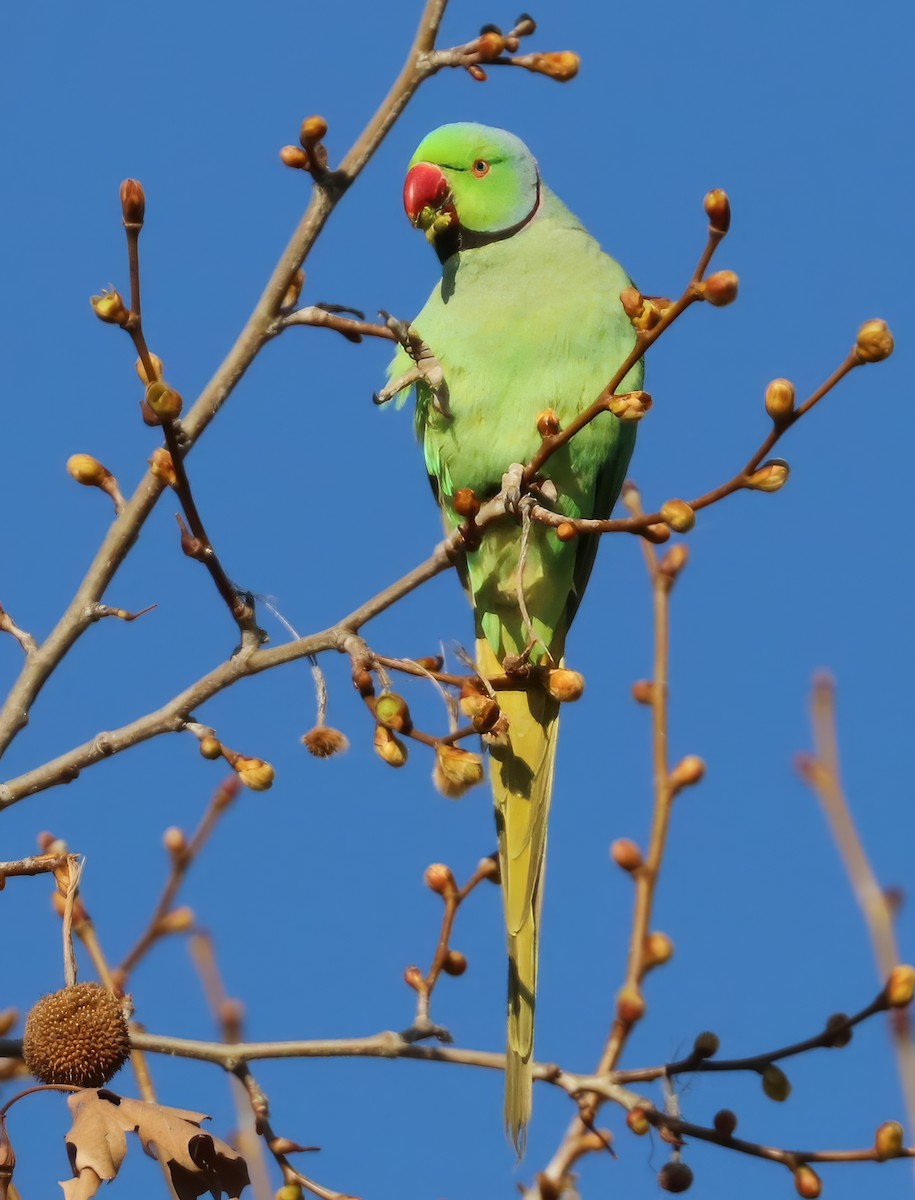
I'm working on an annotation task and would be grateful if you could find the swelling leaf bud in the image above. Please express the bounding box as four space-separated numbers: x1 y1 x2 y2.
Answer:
701 270 739 307
434 745 485 798
545 668 585 702
713 1109 737 1136
669 755 706 792
855 318 894 363
145 381 183 422
631 679 654 705
761 1064 791 1102
616 985 646 1024
607 390 652 421
233 755 275 791
119 178 146 225
90 288 130 326
823 1012 852 1047
163 827 187 857
765 378 796 423
423 863 456 895
403 965 424 992
521 51 580 81
626 1106 651 1136
659 543 689 580
199 735 222 760
148 448 177 488
442 950 468 976
476 30 505 60
135 353 164 384
886 964 915 1007
703 188 731 233
280 145 311 170
374 725 407 767
644 931 674 966
374 692 412 733
874 1120 904 1160
536 408 560 436
746 459 790 493
793 1165 822 1199
611 838 643 872
67 454 112 489
300 115 328 145
556 521 577 542
660 499 695 533
693 1030 720 1058
453 488 481 519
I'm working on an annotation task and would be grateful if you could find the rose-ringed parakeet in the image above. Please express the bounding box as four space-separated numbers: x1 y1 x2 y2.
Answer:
388 123 642 1149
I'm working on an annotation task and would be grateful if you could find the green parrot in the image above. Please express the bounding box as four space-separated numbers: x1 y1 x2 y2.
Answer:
388 122 642 1150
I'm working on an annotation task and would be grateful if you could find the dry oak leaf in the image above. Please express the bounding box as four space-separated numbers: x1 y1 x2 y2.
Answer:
61 1088 249 1199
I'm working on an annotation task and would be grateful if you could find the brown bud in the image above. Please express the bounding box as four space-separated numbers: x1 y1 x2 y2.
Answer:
620 286 643 320
299 115 328 146
703 188 731 233
658 1161 693 1193
476 30 505 60
301 726 349 758
669 755 706 792
544 668 585 702
67 453 112 489
453 488 481 520
746 459 790 493
90 289 129 326
148 447 177 488
874 1120 904 1160
374 692 412 734
467 694 501 733
467 64 488 81
135 353 164 385
403 965 424 992
145 381 183 422
434 744 485 798
701 270 739 306
442 950 468 976
0 1010 17 1038
611 838 643 872
140 398 160 426
199 735 222 760
823 1012 852 1048
607 390 653 421
644 931 674 966
626 1106 651 1136
693 1030 720 1059
855 318 894 363
280 145 311 170
556 521 578 542
765 378 795 423
233 756 275 791
513 13 536 36
761 1064 791 1101
163 827 187 857
411 655 444 672
631 679 654 705
659 543 689 580
373 725 407 768
793 1165 822 1199
423 863 456 896
353 667 375 698
282 269 305 310
522 51 580 81
477 853 500 884
616 985 646 1024
536 408 560 437
886 964 915 1008
120 178 146 225
643 523 671 544
660 499 695 533
713 1109 737 1137
156 906 194 934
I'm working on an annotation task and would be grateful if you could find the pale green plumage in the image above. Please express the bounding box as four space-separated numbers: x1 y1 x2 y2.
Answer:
389 123 641 1150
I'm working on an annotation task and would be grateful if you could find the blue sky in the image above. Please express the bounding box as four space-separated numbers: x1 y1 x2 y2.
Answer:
1 2 913 1198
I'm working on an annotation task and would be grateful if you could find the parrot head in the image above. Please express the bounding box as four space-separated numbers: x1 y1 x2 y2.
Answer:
403 123 540 259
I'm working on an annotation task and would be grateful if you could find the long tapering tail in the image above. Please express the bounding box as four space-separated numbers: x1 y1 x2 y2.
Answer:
477 637 559 1153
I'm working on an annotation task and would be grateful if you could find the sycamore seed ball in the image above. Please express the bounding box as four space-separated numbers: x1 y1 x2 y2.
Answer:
23 982 130 1087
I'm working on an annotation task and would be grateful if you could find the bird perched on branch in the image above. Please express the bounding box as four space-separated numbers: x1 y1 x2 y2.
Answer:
387 122 642 1150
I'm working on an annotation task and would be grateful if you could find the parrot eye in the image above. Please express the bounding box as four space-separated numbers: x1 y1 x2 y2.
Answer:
471 159 490 177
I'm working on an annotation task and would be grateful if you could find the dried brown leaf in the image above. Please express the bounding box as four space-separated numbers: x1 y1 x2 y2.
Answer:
61 1090 249 1199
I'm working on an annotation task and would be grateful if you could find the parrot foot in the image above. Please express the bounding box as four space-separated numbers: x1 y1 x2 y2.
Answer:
500 462 527 517
400 1019 454 1045
379 310 450 416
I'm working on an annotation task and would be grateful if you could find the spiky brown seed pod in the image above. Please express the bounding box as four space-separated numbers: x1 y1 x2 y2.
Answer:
301 726 349 758
658 1161 693 1193
23 983 129 1087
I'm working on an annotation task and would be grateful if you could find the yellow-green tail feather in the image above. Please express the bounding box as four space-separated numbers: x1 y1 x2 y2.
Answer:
477 638 559 1153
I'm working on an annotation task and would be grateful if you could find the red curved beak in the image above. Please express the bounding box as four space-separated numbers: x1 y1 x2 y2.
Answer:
403 162 451 224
